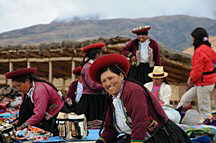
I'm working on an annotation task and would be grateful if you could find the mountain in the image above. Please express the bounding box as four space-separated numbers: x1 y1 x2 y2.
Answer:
0 15 216 51
183 36 216 55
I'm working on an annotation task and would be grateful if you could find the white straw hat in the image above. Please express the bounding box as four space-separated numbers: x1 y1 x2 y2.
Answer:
148 66 168 79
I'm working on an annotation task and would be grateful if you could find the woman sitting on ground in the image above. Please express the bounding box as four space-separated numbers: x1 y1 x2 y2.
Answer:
144 66 171 105
5 68 64 135
89 53 191 143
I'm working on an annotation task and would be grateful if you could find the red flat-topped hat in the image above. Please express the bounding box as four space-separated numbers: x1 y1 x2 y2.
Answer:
131 25 151 35
5 67 37 79
89 54 130 83
81 42 105 53
72 66 82 75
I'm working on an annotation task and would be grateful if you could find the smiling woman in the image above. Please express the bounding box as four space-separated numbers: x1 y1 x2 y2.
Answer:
100 69 124 96
89 54 191 143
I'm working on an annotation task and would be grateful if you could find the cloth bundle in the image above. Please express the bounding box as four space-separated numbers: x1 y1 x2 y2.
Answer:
0 122 14 143
162 105 181 124
57 112 88 140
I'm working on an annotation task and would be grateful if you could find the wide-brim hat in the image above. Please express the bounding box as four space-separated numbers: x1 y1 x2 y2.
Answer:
5 67 37 79
148 66 168 79
81 42 105 53
89 54 130 83
131 25 151 35
72 66 82 75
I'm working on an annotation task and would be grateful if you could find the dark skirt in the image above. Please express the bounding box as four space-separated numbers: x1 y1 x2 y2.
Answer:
74 94 107 121
127 63 153 84
37 116 59 136
113 120 191 143
145 120 191 143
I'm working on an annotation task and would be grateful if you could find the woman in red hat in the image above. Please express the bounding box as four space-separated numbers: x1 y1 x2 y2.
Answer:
89 54 191 143
122 25 160 85
5 67 64 135
76 42 107 124
63 66 83 113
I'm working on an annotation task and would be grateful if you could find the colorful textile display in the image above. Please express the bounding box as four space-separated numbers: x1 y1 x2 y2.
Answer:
30 129 99 142
14 126 53 142
179 124 216 142
191 135 212 143
203 112 216 126
0 109 19 124
87 120 103 129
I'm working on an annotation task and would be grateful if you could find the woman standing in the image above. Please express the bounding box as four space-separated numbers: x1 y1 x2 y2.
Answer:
121 25 160 84
177 27 216 120
76 42 106 123
5 67 64 135
89 54 191 143
63 66 83 113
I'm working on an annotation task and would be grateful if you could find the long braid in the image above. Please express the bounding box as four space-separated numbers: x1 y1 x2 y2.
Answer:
30 74 58 92
99 93 112 136
126 79 166 122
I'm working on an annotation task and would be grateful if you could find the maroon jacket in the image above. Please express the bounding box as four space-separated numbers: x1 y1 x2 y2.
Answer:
26 82 64 125
122 38 161 65
101 81 168 142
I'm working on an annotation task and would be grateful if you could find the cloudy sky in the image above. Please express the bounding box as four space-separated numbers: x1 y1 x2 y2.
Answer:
0 0 215 33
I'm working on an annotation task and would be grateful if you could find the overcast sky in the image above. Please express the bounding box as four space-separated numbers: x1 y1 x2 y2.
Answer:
0 0 215 33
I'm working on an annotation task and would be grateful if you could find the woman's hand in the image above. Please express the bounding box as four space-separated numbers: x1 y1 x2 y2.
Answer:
16 123 28 130
45 112 53 120
65 98 73 106
186 77 193 90
11 119 19 127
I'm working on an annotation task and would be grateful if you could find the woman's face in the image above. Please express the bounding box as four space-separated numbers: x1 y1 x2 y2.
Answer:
153 78 163 86
100 69 124 96
192 37 195 44
12 80 31 94
137 35 148 42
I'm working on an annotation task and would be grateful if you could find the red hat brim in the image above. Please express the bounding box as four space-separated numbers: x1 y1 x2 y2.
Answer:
89 54 130 83
73 66 82 75
5 67 37 79
131 26 151 35
81 42 105 53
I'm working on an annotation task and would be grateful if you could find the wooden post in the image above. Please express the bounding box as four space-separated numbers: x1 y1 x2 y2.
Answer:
62 78 66 91
27 59 31 68
9 62 13 72
71 60 75 81
49 60 53 83
7 61 13 86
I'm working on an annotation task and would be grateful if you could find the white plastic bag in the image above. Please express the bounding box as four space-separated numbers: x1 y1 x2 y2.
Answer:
162 105 181 124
